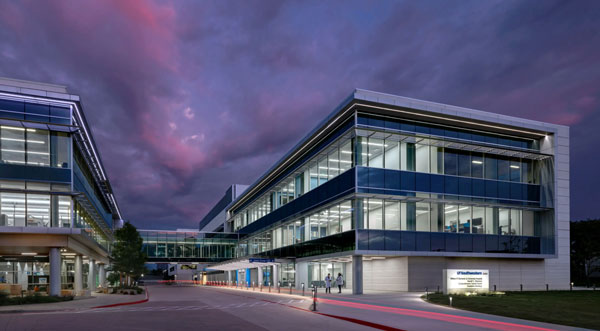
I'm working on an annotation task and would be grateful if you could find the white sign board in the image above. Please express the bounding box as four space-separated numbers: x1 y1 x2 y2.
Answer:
443 269 489 294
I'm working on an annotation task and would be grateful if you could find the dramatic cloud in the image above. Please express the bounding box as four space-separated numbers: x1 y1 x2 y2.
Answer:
0 0 598 228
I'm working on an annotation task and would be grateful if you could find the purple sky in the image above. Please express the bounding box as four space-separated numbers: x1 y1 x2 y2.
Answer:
0 0 598 229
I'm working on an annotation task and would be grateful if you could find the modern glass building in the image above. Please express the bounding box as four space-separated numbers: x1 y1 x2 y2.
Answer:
0 78 122 296
209 89 569 294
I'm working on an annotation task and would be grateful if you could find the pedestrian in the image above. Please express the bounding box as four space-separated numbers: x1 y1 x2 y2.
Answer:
336 273 344 293
325 273 332 293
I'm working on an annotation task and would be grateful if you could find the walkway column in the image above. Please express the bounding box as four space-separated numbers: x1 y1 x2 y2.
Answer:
88 259 96 290
257 266 263 286
74 255 83 295
49 248 61 296
352 255 363 295
273 264 279 288
98 264 106 288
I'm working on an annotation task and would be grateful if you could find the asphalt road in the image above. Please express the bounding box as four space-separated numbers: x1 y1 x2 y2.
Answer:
0 285 580 331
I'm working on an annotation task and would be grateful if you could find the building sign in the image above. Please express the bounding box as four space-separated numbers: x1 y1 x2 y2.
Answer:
443 269 489 294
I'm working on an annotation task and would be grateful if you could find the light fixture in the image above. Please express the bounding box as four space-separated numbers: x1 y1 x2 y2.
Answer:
21 252 37 256
510 165 520 169
472 160 483 165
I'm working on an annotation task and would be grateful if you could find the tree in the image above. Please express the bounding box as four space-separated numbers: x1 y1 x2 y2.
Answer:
570 220 600 287
111 222 147 287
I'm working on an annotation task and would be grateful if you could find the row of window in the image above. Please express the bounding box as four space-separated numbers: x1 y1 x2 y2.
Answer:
358 198 536 236
238 197 543 257
232 137 353 229
0 99 71 125
356 136 538 183
0 125 71 168
357 114 538 150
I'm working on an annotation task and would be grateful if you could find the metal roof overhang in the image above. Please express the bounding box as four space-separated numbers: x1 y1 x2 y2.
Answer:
206 258 291 271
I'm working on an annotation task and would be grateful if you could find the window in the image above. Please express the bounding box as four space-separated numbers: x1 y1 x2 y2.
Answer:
339 140 352 172
328 205 340 235
318 157 328 185
471 153 483 178
26 194 50 227
485 155 497 180
510 159 521 182
458 205 471 233
416 202 430 231
498 158 510 181
430 147 444 174
367 199 383 229
415 144 429 173
328 148 339 179
522 210 534 236
1 126 25 164
472 206 485 234
430 203 443 232
403 202 416 231
499 208 510 235
340 202 353 232
458 152 470 177
401 142 415 171
510 209 521 235
27 129 50 166
309 162 318 190
444 204 458 233
384 200 400 230
384 139 399 170
444 150 458 176
368 138 384 168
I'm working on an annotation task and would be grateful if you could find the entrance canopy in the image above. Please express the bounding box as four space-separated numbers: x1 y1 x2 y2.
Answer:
207 258 290 271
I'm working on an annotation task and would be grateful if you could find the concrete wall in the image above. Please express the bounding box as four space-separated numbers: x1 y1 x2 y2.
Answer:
361 256 564 292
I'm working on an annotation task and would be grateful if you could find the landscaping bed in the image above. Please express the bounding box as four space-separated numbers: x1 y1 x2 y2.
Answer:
424 291 600 330
0 292 73 306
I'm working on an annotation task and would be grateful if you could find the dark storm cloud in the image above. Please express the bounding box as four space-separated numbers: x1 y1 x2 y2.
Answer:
0 0 598 229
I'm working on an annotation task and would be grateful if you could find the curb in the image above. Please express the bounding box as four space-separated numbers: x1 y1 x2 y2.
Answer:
91 287 149 309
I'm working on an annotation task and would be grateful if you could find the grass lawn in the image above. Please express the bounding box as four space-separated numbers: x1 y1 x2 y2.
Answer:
425 291 600 330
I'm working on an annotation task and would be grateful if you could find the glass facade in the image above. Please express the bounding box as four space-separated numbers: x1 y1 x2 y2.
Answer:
140 231 238 261
0 125 71 168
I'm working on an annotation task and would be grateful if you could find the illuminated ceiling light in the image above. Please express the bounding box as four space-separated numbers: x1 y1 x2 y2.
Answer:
472 160 483 165
1 126 25 131
21 252 37 256
510 165 520 169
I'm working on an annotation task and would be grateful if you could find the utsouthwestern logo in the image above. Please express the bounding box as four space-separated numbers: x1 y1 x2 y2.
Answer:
457 271 482 275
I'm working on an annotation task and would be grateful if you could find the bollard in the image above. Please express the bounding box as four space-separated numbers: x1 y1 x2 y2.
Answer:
302 283 305 296
449 296 453 307
546 284 549 291
310 285 317 311
269 281 271 292
520 284 523 292
570 282 573 291
494 284 497 292
425 287 429 300
289 283 292 294
278 281 281 293
260 283 262 292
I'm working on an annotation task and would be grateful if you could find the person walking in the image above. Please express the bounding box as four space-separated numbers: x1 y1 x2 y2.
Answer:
336 273 344 293
324 273 332 293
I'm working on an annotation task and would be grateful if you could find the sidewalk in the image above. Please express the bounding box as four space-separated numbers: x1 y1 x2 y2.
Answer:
0 290 147 313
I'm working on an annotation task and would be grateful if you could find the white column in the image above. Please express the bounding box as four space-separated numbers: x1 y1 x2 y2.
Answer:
98 264 106 288
257 267 263 286
88 259 96 290
74 255 83 295
352 255 363 295
49 248 61 296
273 264 279 288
